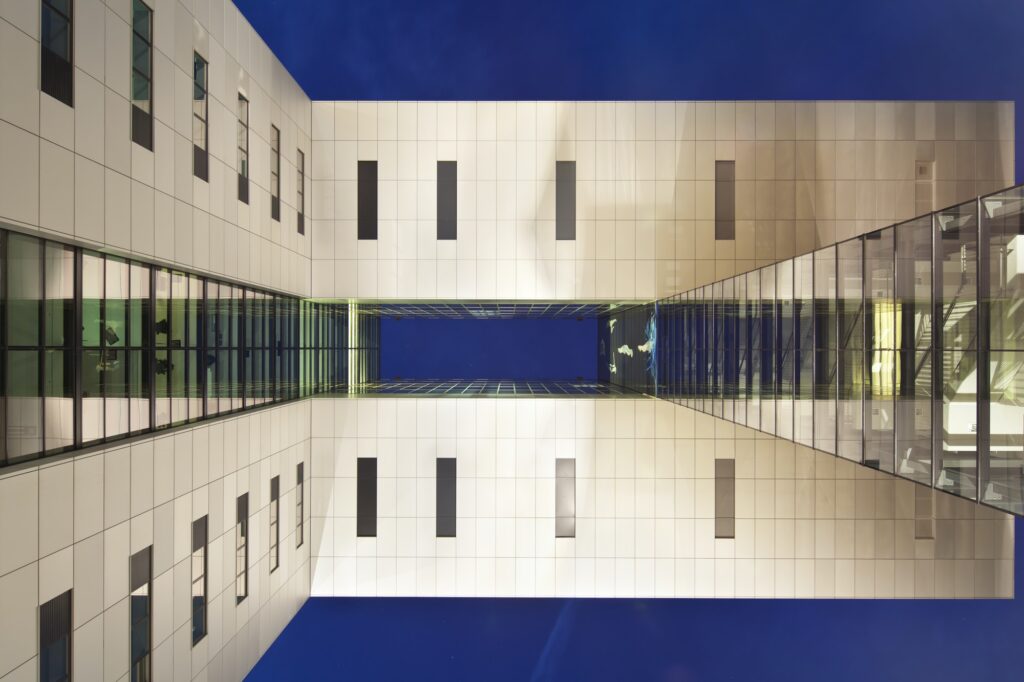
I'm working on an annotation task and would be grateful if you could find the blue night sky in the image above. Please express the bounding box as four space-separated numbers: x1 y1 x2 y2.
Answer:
239 0 1024 679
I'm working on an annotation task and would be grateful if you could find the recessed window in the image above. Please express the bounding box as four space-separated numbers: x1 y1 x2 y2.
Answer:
270 475 280 572
296 462 305 547
556 161 576 240
357 457 377 537
270 125 281 222
436 458 456 537
714 459 735 538
41 0 73 107
714 160 735 240
191 516 207 645
297 149 305 235
39 589 72 682
357 161 378 240
130 546 152 682
237 95 249 204
192 52 208 182
437 161 457 240
236 493 249 602
130 0 154 150
555 458 575 537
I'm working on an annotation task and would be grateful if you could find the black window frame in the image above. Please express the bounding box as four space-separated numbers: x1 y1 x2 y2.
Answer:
296 149 305 235
40 0 74 107
269 475 280 572
191 515 207 645
192 52 208 182
40 589 73 682
296 461 304 547
130 0 154 151
236 493 249 603
270 125 281 222
237 94 249 204
129 546 152 682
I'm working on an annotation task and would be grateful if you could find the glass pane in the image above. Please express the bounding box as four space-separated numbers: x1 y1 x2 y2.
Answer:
132 0 152 41
759 265 776 434
865 228 895 472
106 258 128 348
8 233 41 347
82 349 104 443
130 349 150 433
813 246 837 454
132 33 151 79
936 200 978 499
794 254 814 446
154 268 170 346
129 263 150 348
44 242 74 348
43 349 73 452
170 272 187 348
82 253 103 349
6 350 41 460
776 259 794 441
837 237 863 462
42 9 70 60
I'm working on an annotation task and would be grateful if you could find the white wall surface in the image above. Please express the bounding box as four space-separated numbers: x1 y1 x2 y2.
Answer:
309 100 1014 301
310 397 1014 599
0 0 312 296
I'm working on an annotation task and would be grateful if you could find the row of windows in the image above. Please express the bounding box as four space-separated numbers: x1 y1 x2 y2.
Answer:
654 183 1024 516
37 1 306 234
355 456 577 538
355 160 578 241
0 228 308 467
40 464 304 681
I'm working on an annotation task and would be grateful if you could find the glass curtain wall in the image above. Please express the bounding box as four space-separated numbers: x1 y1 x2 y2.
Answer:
653 183 1024 515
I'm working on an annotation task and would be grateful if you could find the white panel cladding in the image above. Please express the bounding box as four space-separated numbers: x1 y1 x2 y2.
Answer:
0 401 312 681
310 100 1014 301
0 0 313 297
310 397 1014 599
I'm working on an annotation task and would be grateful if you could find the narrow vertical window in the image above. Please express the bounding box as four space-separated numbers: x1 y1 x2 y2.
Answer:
39 589 72 682
357 161 378 240
914 485 935 540
130 0 153 150
356 457 377 537
555 458 575 538
235 493 249 602
296 462 305 547
714 458 736 538
129 547 152 682
41 0 73 106
715 160 735 240
436 458 456 537
437 161 457 240
269 475 280 572
296 149 305 235
237 95 249 204
556 161 576 240
192 53 208 181
191 516 207 645
270 125 281 221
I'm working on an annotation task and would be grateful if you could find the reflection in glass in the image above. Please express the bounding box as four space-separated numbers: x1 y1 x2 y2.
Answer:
814 246 837 454
864 228 895 472
794 254 814 446
776 259 794 441
837 238 863 462
760 265 776 434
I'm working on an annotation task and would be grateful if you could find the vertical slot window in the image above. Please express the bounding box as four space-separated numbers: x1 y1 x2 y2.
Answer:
296 462 305 547
41 0 73 106
714 459 736 539
191 516 207 645
555 458 575 537
436 458 456 537
297 149 305 235
129 546 152 682
130 0 153 150
357 161 378 240
237 95 249 204
236 493 249 602
715 160 735 240
40 589 72 682
270 125 281 221
192 53 208 181
437 161 457 240
356 457 377 537
556 160 576 240
270 475 280 572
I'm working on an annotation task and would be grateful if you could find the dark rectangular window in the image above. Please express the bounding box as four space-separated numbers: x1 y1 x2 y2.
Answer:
356 457 377 537
41 0 73 107
297 149 305 235
40 589 72 682
235 493 249 602
237 95 249 204
556 161 576 240
270 125 280 222
270 475 280 572
129 546 152 682
436 458 456 537
714 458 735 538
437 161 457 240
357 161 378 240
296 462 304 547
555 458 575 537
715 160 735 240
130 0 153 150
191 516 207 645
192 53 208 181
